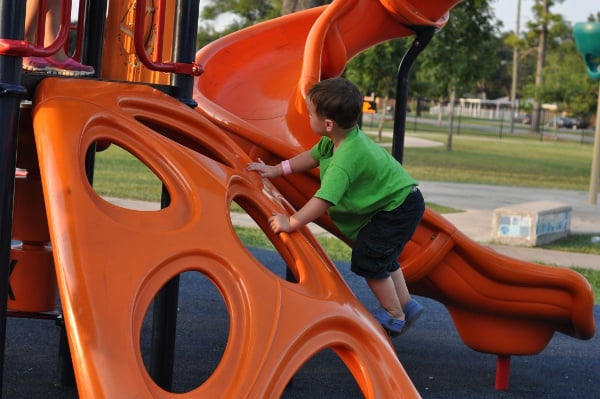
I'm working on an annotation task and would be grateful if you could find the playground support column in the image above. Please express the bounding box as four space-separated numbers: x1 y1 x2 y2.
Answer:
80 0 108 75
589 84 600 205
148 1 201 391
170 0 200 107
391 26 436 164
0 2 28 398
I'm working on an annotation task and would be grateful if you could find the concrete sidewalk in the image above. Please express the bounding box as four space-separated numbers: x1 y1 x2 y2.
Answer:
417 181 600 270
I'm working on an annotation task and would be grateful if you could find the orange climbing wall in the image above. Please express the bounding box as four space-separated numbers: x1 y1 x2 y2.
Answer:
32 77 421 399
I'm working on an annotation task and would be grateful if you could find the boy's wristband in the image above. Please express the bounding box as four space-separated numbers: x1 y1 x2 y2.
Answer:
281 160 292 176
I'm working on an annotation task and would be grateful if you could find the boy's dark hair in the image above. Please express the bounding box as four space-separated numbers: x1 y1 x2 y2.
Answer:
307 78 363 129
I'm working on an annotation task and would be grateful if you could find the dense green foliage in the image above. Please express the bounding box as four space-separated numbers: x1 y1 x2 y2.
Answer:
198 1 600 121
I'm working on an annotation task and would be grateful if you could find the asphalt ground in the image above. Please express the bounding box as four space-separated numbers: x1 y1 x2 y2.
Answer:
2 247 598 398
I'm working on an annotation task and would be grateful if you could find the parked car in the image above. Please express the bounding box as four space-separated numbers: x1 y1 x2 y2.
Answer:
514 114 531 124
568 117 589 129
546 117 572 129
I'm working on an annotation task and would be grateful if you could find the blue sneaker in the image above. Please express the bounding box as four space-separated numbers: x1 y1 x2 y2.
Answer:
401 298 424 335
371 307 405 334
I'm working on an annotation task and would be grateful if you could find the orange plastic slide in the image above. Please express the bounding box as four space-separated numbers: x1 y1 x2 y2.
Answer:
193 0 595 360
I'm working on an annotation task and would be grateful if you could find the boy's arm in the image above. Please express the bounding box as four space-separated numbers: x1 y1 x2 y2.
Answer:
288 150 318 173
247 150 318 178
269 197 331 233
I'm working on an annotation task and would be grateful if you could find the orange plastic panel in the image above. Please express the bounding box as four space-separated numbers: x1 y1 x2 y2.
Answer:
192 0 595 358
12 176 50 243
32 78 421 399
8 245 57 312
101 0 175 83
10 103 56 313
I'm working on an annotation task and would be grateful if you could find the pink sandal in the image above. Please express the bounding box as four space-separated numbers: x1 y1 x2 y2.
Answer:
22 56 49 72
45 57 95 76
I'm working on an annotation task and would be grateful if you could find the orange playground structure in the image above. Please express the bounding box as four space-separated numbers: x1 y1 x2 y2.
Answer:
0 0 595 398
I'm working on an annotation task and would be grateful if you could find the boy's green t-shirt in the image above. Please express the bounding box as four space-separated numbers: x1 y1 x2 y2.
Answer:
310 126 418 240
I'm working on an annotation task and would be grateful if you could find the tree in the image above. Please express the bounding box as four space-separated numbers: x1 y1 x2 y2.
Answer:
529 0 550 133
415 0 499 151
483 34 514 100
542 40 598 120
199 0 282 36
345 39 412 141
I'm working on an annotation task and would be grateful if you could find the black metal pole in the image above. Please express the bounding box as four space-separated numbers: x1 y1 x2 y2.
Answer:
170 0 200 107
149 187 179 391
149 0 200 391
391 26 436 164
81 0 108 76
0 2 28 397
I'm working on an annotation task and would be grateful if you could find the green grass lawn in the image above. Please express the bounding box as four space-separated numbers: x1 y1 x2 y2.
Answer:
93 129 594 198
389 132 591 191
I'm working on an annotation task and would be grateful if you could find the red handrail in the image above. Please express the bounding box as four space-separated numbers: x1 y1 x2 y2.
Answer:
67 0 88 61
134 0 203 75
0 0 72 57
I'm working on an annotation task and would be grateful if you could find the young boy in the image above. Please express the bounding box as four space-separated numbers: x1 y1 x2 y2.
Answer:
247 77 425 336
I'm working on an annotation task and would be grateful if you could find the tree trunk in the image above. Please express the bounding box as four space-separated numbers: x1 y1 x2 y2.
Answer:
376 96 389 142
446 87 456 151
531 0 549 134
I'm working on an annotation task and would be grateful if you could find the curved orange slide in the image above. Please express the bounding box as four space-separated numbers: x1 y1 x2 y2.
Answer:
193 0 595 373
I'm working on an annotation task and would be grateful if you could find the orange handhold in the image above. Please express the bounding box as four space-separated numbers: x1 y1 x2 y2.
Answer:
33 78 421 398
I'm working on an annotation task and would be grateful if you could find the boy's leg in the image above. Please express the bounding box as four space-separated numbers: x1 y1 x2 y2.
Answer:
366 276 405 320
390 268 411 307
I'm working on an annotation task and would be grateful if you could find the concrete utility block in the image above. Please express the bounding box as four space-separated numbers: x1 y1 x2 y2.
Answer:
491 201 572 247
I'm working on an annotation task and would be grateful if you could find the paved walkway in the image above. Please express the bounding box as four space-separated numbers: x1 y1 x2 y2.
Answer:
418 180 600 270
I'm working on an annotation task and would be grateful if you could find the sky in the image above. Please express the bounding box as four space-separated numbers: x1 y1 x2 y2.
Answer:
492 0 598 32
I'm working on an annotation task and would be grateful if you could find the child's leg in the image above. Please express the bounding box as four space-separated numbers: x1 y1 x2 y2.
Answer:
366 276 405 320
390 268 411 307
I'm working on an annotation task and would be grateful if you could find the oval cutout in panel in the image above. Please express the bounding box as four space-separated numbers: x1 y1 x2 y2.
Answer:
89 141 165 209
139 271 230 393
230 197 298 283
281 348 363 398
134 115 237 170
